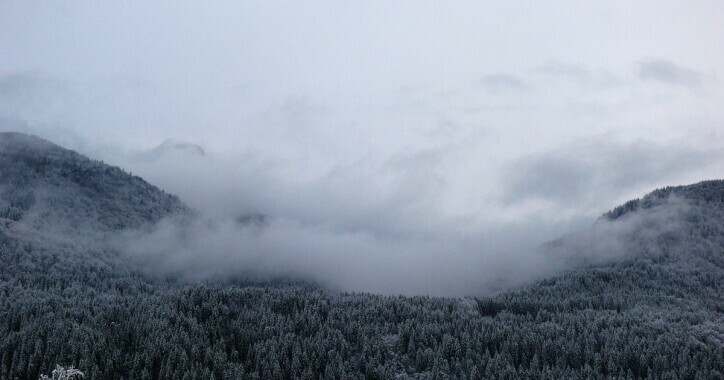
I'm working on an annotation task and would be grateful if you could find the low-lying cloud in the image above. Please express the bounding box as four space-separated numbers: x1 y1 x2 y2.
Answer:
0 124 708 296
114 152 694 296
503 138 720 207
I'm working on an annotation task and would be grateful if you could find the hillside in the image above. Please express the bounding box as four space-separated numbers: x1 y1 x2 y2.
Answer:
0 132 187 237
0 133 721 379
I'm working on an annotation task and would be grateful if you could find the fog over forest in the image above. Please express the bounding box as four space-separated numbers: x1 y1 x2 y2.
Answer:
115 179 693 296
2 1 723 296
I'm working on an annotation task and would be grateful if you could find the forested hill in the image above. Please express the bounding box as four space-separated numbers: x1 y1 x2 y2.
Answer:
603 180 724 220
0 132 188 237
601 179 723 268
0 132 722 379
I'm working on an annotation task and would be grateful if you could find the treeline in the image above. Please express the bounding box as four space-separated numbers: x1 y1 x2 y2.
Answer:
1 226 721 379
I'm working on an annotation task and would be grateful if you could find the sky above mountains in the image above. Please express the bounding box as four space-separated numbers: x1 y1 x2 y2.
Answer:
1 1 722 242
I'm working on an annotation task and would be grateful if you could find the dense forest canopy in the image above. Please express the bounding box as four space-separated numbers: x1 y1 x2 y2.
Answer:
0 132 721 379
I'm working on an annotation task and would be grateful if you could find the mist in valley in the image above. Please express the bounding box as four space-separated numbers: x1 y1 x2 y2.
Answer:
1 1 723 296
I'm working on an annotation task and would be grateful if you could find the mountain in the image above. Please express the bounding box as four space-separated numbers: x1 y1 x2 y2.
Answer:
541 179 724 272
0 132 187 235
0 132 191 266
0 132 722 379
604 180 724 220
138 139 206 162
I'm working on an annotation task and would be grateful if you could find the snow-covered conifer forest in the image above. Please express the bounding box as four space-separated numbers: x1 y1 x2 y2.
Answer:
0 132 721 379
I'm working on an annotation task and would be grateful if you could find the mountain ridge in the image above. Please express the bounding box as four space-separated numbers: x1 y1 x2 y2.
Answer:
0 131 721 379
603 179 724 220
0 132 188 237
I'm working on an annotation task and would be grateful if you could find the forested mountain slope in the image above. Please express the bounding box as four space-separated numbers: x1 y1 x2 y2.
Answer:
0 133 721 379
0 132 187 237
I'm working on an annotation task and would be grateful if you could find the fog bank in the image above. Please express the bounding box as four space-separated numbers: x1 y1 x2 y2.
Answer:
118 193 690 296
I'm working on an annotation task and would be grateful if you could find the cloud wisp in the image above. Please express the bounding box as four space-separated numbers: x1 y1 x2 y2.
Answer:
479 74 527 93
502 138 721 207
637 59 704 88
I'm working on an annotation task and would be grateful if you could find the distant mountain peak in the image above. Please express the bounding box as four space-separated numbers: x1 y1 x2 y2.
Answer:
158 139 205 156
139 139 206 162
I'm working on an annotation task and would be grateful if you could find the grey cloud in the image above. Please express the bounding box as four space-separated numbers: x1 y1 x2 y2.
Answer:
0 73 50 98
109 137 452 242
258 96 325 137
637 59 703 87
534 61 592 83
532 61 620 88
117 188 693 296
504 153 593 203
104 131 706 296
503 138 718 205
0 73 68 121
536 61 589 77
479 74 527 93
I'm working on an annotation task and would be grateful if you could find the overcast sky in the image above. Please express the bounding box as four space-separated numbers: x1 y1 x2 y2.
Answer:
1 1 722 293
